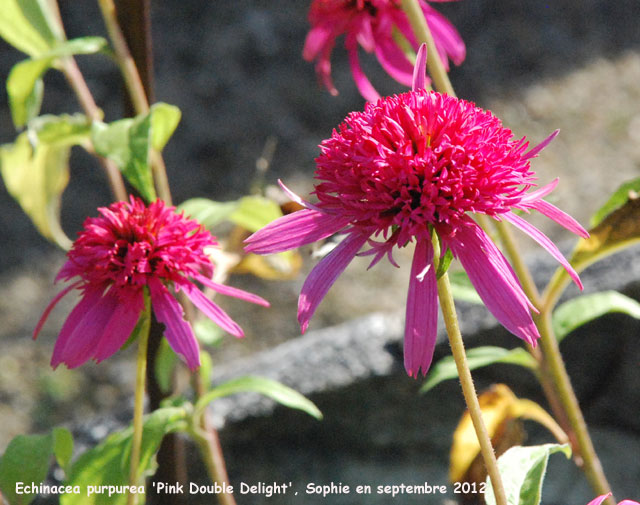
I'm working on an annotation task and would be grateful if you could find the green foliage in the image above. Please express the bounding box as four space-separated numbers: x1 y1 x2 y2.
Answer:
0 0 61 57
448 270 482 304
149 102 181 151
421 346 537 393
193 317 224 346
484 444 571 505
229 196 284 232
591 177 640 227
436 248 454 279
553 291 640 343
0 427 73 505
0 132 72 248
7 37 107 127
195 376 322 420
28 113 92 147
62 407 189 505
153 337 178 396
177 198 239 229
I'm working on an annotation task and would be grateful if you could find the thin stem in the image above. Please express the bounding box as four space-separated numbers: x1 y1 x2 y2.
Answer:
128 293 152 505
432 234 508 505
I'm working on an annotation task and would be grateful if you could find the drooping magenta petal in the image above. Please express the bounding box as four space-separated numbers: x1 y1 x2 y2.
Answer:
149 277 200 370
447 220 540 346
373 37 414 87
528 199 590 239
412 43 428 91
244 209 349 254
33 280 82 340
586 495 612 505
93 288 144 363
303 24 334 61
502 212 583 289
298 232 369 333
404 238 438 377
193 273 269 307
422 3 466 66
181 281 244 338
346 35 381 102
524 129 560 160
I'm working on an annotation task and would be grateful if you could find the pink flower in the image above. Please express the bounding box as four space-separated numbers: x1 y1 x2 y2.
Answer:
588 494 640 505
34 197 268 370
245 48 588 377
303 0 465 101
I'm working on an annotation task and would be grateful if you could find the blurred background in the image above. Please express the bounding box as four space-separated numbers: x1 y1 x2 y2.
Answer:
1 0 640 502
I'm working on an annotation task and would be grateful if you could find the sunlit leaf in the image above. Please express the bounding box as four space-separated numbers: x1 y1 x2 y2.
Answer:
177 198 239 229
62 407 189 505
91 113 156 202
553 291 640 343
198 350 214 392
229 195 283 232
484 444 571 505
193 317 224 347
448 270 482 304
0 132 71 248
195 376 322 420
0 0 59 57
450 385 565 484
52 427 74 476
232 251 303 280
149 102 181 151
28 113 91 147
591 177 640 227
571 194 640 272
0 431 56 505
421 347 536 393
436 248 454 279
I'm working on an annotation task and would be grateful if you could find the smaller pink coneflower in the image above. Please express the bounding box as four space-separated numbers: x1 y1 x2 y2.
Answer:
245 46 588 378
303 0 465 101
34 197 269 370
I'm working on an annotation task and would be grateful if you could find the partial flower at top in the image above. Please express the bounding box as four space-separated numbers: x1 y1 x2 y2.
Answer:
303 0 465 101
588 494 640 505
245 47 588 378
34 197 269 370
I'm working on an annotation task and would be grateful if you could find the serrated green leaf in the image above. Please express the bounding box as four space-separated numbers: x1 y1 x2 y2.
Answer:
177 198 239 229
52 427 74 476
28 113 91 147
591 177 640 227
484 444 571 505
421 346 536 393
0 132 71 249
91 113 156 202
153 337 177 395
229 196 283 232
149 102 181 151
0 431 55 505
195 376 322 420
62 407 189 505
553 291 640 343
448 270 482 304
0 0 59 57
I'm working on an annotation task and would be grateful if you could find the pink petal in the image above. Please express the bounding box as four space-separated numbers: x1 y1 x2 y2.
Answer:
446 220 540 346
303 24 334 62
374 37 414 87
244 209 349 254
149 277 200 370
618 501 640 505
346 35 381 102
422 4 466 66
194 273 269 307
528 199 590 239
404 238 438 377
502 211 583 289
518 178 559 205
277 179 324 212
412 43 428 91
586 495 612 505
33 280 82 340
298 232 369 333
93 288 145 363
180 281 244 338
524 129 559 160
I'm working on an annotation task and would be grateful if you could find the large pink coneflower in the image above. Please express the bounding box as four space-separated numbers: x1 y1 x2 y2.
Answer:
303 0 465 101
246 48 588 377
34 197 268 370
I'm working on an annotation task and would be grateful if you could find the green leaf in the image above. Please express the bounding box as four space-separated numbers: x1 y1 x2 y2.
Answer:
0 0 59 57
0 431 55 505
229 196 283 232
195 376 322 420
149 102 181 151
193 317 224 346
92 113 157 202
421 346 537 393
153 338 177 395
52 427 74 476
0 132 71 249
591 177 640 227
176 198 239 229
198 350 214 392
484 444 571 505
28 113 91 147
62 407 188 505
448 270 482 304
7 37 108 128
553 291 640 343
436 248 453 279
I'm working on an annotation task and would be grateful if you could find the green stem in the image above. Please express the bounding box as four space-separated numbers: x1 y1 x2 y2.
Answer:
128 293 152 505
432 234 508 505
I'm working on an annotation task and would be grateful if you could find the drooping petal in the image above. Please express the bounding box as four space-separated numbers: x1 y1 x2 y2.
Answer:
502 211 583 289
422 3 466 66
346 34 381 102
33 280 82 340
372 37 414 87
586 495 612 505
180 281 244 338
412 43 428 91
93 287 145 363
404 238 438 377
446 220 540 346
194 273 269 307
303 24 334 61
298 232 369 333
244 209 349 254
528 199 590 238
148 277 200 370
523 129 560 160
